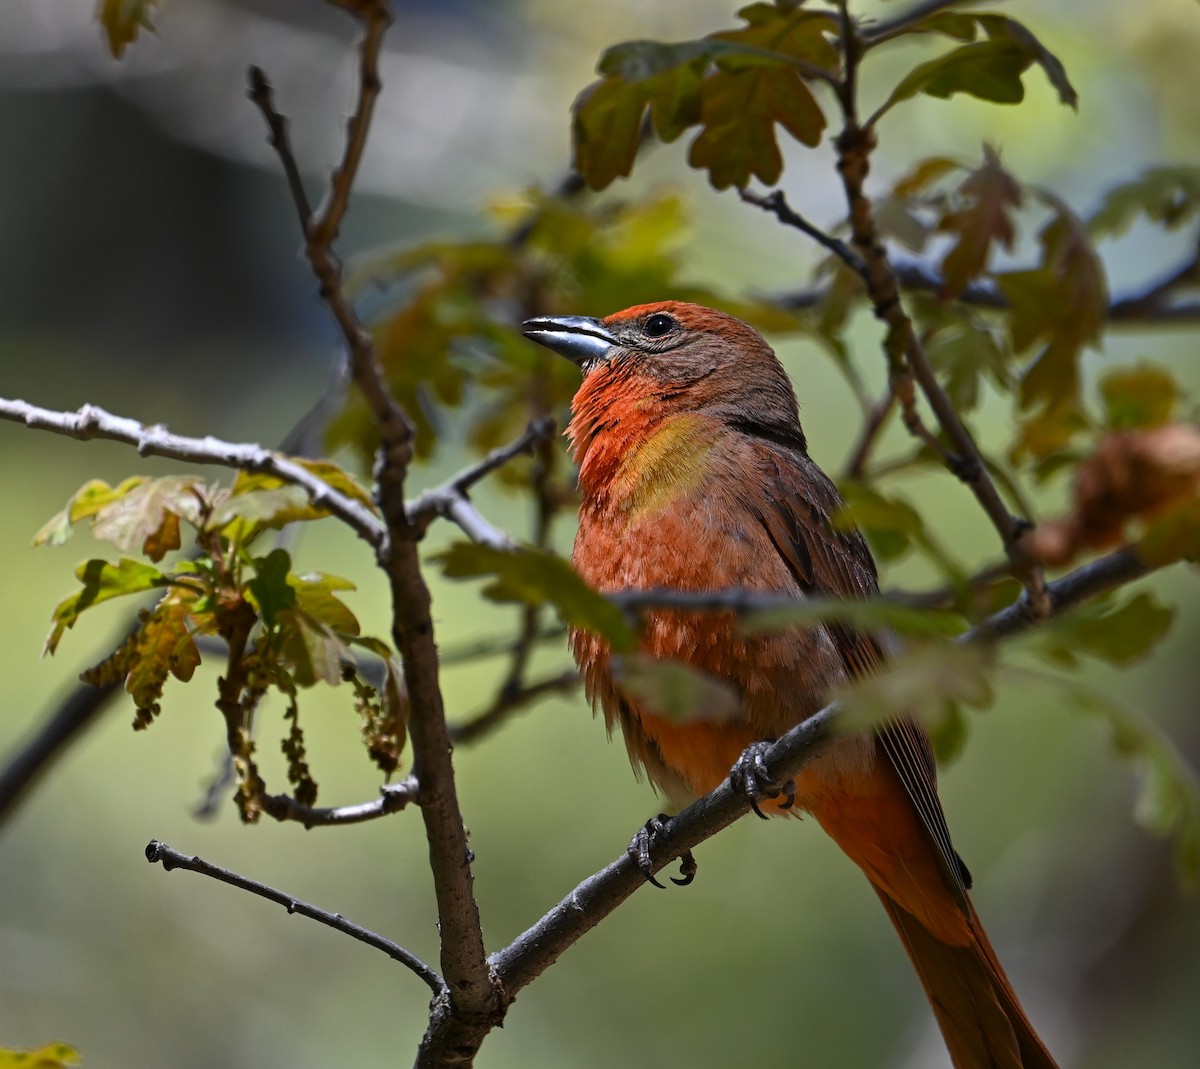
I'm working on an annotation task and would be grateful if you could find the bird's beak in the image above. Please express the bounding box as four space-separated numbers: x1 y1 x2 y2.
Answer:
521 315 618 369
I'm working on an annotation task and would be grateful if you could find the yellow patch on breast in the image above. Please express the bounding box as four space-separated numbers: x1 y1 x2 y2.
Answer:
615 413 719 520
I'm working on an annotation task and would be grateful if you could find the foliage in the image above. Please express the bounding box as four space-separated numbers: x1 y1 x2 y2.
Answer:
14 1 1199 1062
36 469 406 820
0 1045 80 1069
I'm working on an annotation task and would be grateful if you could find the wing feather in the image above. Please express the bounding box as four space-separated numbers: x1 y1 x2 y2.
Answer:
751 444 971 909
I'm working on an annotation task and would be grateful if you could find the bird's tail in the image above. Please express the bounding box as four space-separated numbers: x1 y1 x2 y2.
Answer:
874 890 1058 1069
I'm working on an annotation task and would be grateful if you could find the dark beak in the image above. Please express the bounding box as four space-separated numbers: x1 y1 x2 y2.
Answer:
521 315 618 369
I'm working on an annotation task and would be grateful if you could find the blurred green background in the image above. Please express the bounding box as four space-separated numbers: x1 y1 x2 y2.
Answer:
1 1 1198 1066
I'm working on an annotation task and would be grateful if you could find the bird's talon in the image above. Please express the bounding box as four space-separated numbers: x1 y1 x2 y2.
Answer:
730 740 790 818
629 814 689 890
671 850 698 886
777 779 797 810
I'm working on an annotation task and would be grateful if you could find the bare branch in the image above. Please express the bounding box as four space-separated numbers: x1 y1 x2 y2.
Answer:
407 418 557 547
257 775 421 828
0 398 386 548
842 390 896 479
0 676 121 831
251 2 497 1035
145 838 445 995
490 545 1172 1000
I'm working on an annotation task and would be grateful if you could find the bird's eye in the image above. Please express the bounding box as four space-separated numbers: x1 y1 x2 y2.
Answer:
643 313 676 338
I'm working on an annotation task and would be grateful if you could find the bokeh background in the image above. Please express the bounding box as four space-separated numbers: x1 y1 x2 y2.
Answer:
1 1 1198 1066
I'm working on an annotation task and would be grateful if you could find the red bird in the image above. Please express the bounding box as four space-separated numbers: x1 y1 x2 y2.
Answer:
523 301 1058 1069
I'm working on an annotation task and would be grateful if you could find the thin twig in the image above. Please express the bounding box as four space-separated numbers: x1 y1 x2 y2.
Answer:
739 189 867 278
449 671 580 746
257 775 421 828
0 398 385 547
822 15 1052 616
145 838 445 995
843 390 896 479
489 544 1169 1001
407 417 557 545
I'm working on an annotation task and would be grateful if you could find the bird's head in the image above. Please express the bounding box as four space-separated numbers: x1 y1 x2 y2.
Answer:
522 301 806 455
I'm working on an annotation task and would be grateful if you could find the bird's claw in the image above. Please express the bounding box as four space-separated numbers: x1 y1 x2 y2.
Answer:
729 740 796 820
628 814 698 889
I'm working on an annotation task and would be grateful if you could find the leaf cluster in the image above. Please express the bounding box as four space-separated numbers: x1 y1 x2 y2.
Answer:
36 468 407 821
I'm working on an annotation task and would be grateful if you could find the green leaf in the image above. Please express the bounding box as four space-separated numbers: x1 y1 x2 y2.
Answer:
247 548 297 628
572 77 650 190
33 476 152 548
1037 592 1176 668
290 572 361 637
740 597 965 639
97 0 161 58
1100 364 1181 430
1056 679 1200 887
875 16 1076 121
0 1043 81 1069
1088 165 1200 237
925 319 1010 413
688 64 825 189
432 542 636 651
837 642 995 735
612 654 741 722
45 557 171 654
278 607 351 688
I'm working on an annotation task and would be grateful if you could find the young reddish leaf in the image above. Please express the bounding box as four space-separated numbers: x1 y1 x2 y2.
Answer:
611 654 741 723
938 145 1022 294
1100 364 1181 430
122 595 203 722
1026 426 1200 564
1088 165 1200 237
891 155 961 198
97 0 161 59
45 557 172 654
432 542 636 652
88 476 207 558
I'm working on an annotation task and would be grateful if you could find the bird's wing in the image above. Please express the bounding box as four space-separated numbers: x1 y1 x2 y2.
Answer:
751 445 972 909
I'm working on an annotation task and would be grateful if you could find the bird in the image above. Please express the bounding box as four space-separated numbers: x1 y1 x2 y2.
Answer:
521 300 1058 1069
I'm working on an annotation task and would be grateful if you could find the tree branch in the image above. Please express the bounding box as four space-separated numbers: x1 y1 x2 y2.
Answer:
145 838 445 995
257 774 421 828
251 4 500 1047
0 398 386 547
739 188 866 276
776 250 1200 327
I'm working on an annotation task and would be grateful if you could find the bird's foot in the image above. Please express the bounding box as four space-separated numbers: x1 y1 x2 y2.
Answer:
628 814 698 889
729 740 796 820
